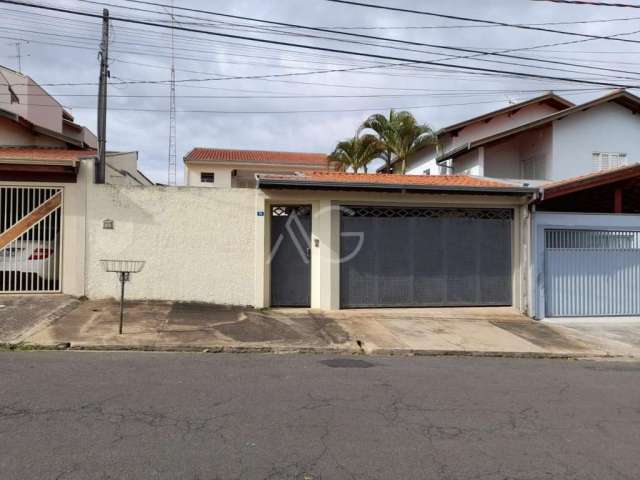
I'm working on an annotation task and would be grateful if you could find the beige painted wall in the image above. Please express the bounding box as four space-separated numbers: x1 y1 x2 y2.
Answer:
0 117 66 147
85 185 257 305
0 67 63 133
185 162 325 188
106 152 154 186
2 168 531 313
257 189 530 312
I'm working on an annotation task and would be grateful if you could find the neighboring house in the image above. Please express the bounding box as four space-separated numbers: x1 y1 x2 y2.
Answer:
531 164 640 319
397 90 640 183
184 148 330 188
383 92 573 176
0 65 97 149
106 151 154 186
0 65 151 296
0 64 151 186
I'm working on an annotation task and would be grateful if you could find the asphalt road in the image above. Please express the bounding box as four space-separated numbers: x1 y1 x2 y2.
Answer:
1 352 639 480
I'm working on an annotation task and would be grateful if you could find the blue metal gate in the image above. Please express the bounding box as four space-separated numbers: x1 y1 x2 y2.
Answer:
544 229 640 317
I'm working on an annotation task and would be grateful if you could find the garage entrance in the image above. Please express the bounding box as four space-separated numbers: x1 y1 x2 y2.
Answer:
340 206 513 308
545 229 640 317
0 186 63 293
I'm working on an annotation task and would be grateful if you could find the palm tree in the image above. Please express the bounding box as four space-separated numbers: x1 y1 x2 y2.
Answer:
361 110 438 174
328 134 384 173
359 111 397 173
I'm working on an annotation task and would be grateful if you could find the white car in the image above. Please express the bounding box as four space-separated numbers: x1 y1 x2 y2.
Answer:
0 238 60 289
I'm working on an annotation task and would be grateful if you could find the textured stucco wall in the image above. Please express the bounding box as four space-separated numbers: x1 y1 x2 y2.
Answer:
85 185 257 305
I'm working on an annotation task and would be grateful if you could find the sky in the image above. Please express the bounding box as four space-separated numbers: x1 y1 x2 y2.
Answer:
1 0 639 183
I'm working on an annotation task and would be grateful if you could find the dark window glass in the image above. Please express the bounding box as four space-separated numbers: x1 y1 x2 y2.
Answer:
200 172 215 183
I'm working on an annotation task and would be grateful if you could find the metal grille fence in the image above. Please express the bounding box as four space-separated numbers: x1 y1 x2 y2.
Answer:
545 229 640 317
342 206 513 220
0 186 63 293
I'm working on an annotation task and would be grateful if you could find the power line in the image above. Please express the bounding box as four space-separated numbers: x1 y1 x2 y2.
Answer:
2 88 609 99
75 0 640 28
1 1 638 89
321 0 640 43
69 0 640 79
531 0 640 7
6 0 639 89
5 2 640 88
0 97 572 114
6 22 640 81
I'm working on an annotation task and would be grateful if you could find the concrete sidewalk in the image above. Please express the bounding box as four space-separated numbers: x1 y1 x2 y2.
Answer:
19 299 620 358
0 295 79 344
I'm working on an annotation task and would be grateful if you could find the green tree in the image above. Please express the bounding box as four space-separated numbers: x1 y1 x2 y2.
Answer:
361 110 437 174
328 134 384 173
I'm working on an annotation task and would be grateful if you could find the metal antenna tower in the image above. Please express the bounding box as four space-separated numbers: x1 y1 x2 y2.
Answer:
167 0 177 186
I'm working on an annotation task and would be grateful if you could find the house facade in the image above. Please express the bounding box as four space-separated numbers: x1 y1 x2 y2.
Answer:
184 148 330 188
0 65 151 296
530 164 640 319
399 90 640 183
3 69 640 321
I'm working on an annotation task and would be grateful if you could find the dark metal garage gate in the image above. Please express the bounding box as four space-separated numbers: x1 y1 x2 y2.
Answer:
340 206 513 308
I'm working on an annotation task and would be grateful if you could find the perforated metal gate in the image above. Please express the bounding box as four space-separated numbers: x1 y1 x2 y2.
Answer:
545 229 640 317
340 206 513 308
0 186 63 293
270 205 312 307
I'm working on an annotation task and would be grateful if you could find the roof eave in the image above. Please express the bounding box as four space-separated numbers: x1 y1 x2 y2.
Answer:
184 159 327 169
257 178 536 195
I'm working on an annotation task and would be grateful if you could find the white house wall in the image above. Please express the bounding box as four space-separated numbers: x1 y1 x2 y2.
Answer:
404 102 560 175
452 148 483 175
85 185 257 305
551 102 640 179
484 126 552 180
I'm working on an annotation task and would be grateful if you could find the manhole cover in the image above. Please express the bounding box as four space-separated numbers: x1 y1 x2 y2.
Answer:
320 358 375 368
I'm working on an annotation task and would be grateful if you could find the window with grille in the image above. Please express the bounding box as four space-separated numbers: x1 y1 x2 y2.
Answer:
200 172 215 183
592 152 627 171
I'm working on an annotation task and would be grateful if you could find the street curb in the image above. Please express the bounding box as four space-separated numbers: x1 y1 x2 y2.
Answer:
368 348 623 360
1 343 364 356
1 342 633 360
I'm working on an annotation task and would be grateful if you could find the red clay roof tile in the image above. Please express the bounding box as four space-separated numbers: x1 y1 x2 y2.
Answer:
257 171 527 190
542 163 640 199
184 147 329 167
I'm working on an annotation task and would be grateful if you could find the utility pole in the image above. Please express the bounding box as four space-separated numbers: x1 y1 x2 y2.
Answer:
167 1 177 186
96 8 110 184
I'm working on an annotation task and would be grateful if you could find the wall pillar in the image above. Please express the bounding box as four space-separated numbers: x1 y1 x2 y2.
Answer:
614 187 623 213
311 199 339 310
